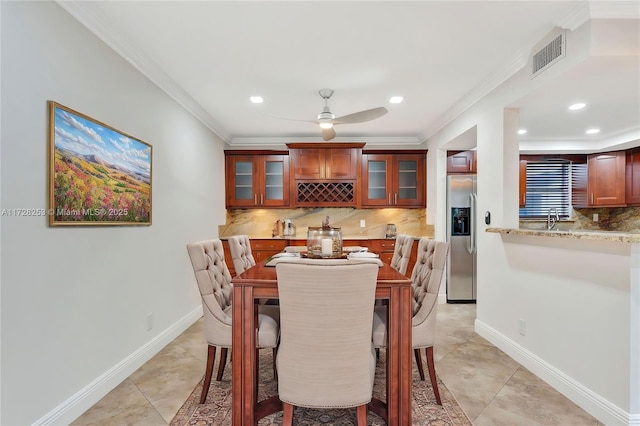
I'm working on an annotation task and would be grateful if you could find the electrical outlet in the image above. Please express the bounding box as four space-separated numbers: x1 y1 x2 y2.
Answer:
593 213 599 222
360 219 366 228
146 313 153 331
518 318 527 336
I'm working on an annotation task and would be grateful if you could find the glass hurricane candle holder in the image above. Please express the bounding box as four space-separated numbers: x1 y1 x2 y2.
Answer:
307 226 343 257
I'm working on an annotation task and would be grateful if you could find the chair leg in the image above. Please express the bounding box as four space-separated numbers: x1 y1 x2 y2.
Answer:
426 346 442 405
282 402 294 425
356 404 368 426
201 345 216 404
414 348 426 381
216 347 228 381
272 347 278 381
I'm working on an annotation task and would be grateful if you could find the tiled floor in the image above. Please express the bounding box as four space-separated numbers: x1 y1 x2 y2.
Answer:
72 303 600 425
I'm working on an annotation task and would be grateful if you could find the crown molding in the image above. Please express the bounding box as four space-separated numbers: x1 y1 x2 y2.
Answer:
228 136 422 148
55 1 231 142
420 52 528 142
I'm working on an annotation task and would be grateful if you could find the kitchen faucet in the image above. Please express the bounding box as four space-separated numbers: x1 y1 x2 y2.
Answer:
547 208 559 230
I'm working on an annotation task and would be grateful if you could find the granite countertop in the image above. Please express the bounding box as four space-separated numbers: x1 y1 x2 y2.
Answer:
486 227 640 243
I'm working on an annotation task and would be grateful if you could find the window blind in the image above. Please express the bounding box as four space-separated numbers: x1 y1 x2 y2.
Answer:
519 161 571 218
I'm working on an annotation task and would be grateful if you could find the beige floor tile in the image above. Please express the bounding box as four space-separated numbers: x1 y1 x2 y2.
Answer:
73 302 600 425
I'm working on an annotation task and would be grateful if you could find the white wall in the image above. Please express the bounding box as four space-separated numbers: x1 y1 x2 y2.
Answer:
1 2 226 424
426 19 638 425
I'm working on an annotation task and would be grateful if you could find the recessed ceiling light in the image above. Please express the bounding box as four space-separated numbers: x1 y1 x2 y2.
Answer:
586 128 600 134
250 96 263 104
568 103 586 110
517 129 527 135
389 96 403 104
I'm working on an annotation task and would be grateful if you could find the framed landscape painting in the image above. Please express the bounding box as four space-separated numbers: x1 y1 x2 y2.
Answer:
48 101 152 226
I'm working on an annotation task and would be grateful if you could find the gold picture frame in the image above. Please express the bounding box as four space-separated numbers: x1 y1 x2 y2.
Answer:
48 101 152 226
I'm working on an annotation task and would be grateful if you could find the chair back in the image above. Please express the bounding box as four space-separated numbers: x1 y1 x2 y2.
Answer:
227 235 256 275
410 238 450 347
390 234 414 275
275 261 379 408
186 239 233 347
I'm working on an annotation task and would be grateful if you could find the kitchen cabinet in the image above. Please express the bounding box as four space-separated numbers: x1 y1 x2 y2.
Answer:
519 160 527 207
587 151 626 207
361 151 426 207
290 146 359 180
447 150 476 174
626 147 640 205
287 143 364 207
225 152 290 208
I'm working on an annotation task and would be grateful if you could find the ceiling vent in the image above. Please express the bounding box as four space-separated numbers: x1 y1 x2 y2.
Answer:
530 28 566 78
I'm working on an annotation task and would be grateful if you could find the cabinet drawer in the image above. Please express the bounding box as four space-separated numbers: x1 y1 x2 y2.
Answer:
252 239 287 251
369 239 396 253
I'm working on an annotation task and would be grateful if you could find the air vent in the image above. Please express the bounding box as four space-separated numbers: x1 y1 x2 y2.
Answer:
530 29 566 78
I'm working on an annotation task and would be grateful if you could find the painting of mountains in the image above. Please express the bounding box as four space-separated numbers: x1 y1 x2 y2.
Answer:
48 102 152 225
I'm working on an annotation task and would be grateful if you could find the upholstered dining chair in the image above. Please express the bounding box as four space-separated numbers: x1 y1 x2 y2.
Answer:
186 239 279 403
372 238 450 405
227 234 255 275
275 260 379 426
390 234 414 276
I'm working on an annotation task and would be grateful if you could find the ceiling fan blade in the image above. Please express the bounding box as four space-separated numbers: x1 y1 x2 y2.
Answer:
322 127 336 141
331 107 388 124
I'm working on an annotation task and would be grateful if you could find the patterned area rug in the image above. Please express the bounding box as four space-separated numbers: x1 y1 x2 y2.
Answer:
171 350 472 425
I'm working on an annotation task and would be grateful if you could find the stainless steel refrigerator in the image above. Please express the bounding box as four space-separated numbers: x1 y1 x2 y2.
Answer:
446 175 477 302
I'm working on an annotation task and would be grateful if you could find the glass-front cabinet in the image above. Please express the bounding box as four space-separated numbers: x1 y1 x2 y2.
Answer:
225 153 290 208
361 152 425 207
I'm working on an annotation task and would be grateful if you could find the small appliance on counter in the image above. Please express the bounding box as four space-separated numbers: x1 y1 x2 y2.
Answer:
273 219 296 237
385 224 397 239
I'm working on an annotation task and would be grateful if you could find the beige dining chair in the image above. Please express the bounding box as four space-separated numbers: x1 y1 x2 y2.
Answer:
372 238 450 405
186 238 279 403
275 260 379 426
390 234 414 276
227 234 256 274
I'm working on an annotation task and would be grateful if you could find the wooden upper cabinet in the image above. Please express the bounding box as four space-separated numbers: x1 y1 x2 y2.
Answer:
519 160 527 207
291 146 358 180
361 151 426 208
626 147 640 205
587 151 626 206
225 152 290 208
447 150 476 174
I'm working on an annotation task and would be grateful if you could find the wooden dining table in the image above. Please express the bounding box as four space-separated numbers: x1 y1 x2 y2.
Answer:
231 257 413 425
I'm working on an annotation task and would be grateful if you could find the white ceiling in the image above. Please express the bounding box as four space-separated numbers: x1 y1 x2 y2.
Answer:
58 1 640 150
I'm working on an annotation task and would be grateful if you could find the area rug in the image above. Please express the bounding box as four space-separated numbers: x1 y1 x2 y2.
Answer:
171 350 472 425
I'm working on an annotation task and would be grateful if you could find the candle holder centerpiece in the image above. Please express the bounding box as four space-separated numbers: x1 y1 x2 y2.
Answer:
307 216 343 258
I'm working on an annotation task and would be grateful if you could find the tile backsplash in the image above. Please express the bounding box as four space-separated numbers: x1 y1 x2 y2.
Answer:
520 206 640 232
218 207 433 239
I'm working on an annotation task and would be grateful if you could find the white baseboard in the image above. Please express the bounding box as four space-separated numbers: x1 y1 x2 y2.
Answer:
475 319 632 426
33 306 203 426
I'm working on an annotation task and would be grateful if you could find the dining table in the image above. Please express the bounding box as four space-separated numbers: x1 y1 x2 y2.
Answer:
231 256 413 425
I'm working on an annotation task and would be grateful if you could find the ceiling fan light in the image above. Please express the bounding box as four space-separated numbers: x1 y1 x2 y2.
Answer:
319 122 334 129
389 96 404 104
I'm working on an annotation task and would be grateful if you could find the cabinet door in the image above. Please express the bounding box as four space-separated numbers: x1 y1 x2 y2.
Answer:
393 155 425 207
626 148 640 205
292 149 324 180
362 154 393 206
326 148 357 179
447 151 476 173
260 155 290 207
588 151 626 206
519 160 527 207
226 155 258 207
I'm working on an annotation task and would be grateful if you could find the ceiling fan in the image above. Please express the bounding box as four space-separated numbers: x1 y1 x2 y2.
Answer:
268 89 388 141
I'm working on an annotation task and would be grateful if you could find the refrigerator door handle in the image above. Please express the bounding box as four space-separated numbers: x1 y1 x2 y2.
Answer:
469 193 477 254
